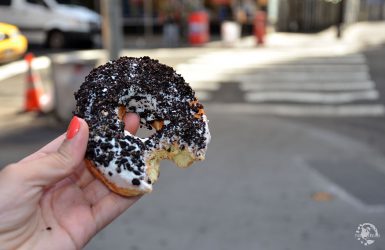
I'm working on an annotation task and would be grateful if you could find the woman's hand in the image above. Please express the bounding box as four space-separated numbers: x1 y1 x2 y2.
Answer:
0 114 140 250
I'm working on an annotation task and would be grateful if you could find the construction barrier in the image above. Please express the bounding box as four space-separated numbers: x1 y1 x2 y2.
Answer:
24 53 46 112
188 11 209 45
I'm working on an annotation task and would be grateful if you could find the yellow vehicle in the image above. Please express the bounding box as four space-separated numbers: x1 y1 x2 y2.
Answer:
0 22 28 63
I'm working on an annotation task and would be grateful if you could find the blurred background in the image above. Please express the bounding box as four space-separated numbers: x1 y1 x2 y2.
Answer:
1 0 385 249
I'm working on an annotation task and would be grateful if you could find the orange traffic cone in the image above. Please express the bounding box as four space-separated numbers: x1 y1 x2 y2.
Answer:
24 53 45 112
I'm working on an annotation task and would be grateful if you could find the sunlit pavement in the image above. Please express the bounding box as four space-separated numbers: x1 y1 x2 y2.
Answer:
2 23 385 250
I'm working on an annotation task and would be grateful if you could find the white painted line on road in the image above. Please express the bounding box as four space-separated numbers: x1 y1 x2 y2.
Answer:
177 51 370 93
177 63 368 72
237 71 370 82
0 57 51 82
176 65 246 75
207 103 385 117
241 81 376 91
180 73 226 83
245 90 379 104
293 56 366 64
255 64 368 72
188 81 220 90
187 51 366 66
296 157 385 213
195 90 212 101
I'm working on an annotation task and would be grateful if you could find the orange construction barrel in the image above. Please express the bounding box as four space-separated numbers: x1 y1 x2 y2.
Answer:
188 11 209 45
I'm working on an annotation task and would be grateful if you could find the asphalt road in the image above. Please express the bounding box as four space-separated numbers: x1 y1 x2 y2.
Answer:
1 40 385 250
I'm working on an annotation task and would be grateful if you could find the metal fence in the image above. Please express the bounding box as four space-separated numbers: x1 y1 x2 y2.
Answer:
275 0 385 32
276 0 342 32
358 0 385 21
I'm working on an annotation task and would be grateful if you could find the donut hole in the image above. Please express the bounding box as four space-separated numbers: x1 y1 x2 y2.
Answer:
136 119 164 139
136 125 157 139
119 106 162 139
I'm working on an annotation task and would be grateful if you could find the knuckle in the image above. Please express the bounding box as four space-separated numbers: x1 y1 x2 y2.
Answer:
51 148 75 173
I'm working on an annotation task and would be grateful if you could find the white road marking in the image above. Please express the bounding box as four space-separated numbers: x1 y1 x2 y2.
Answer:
297 157 385 213
188 81 220 91
195 90 212 101
245 90 379 104
207 103 385 117
177 49 383 117
182 74 227 84
236 71 370 82
241 81 375 91
289 56 366 64
178 64 368 72
187 51 366 66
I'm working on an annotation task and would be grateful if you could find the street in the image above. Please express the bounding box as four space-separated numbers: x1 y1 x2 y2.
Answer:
1 29 385 249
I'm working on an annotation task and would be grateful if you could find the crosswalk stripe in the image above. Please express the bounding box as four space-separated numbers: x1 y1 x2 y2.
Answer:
195 91 212 101
187 52 366 65
286 56 366 64
183 81 220 90
236 72 370 82
177 49 383 117
178 64 368 72
245 90 379 104
182 74 227 84
241 81 375 91
207 103 385 117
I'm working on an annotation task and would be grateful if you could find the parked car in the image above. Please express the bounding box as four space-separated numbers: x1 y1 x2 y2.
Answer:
0 22 27 63
0 0 101 49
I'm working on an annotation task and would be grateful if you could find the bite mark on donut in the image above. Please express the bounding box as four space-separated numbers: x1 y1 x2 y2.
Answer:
144 144 194 184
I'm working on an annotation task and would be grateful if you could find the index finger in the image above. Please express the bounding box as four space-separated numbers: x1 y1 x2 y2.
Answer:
20 113 140 163
123 112 140 134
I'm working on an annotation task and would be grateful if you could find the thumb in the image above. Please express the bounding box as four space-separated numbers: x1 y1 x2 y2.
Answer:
24 116 89 187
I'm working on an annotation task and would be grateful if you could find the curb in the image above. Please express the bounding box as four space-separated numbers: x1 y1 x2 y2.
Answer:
0 56 50 82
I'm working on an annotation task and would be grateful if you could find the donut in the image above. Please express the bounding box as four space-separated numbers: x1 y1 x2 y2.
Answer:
74 56 211 196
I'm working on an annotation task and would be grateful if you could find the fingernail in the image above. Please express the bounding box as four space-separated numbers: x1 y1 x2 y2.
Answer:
66 116 80 140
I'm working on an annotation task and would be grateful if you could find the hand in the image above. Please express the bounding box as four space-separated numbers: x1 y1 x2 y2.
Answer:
0 114 141 250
